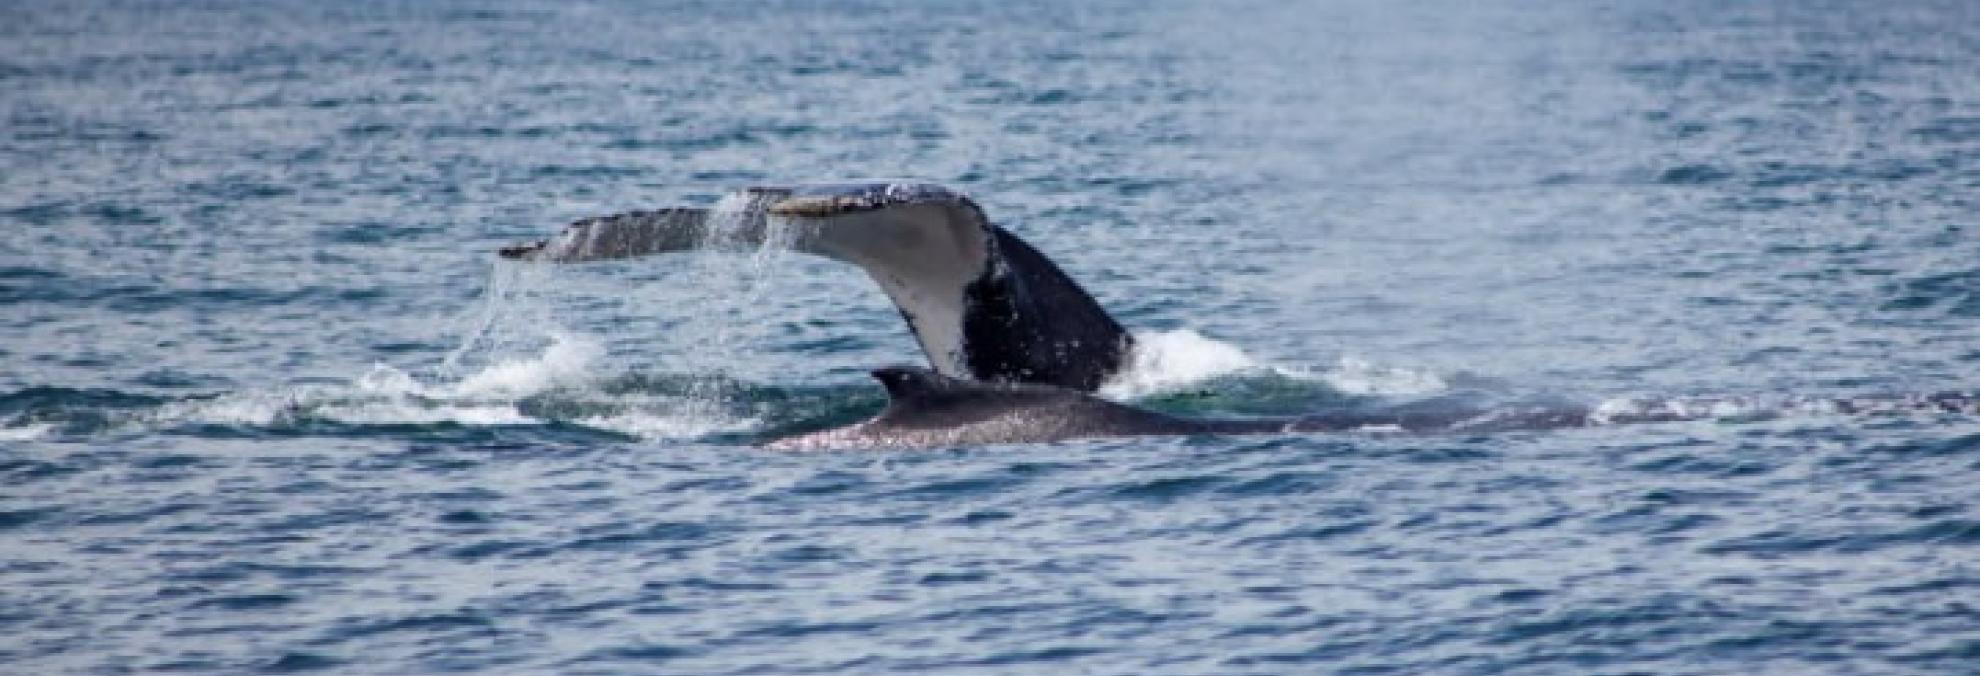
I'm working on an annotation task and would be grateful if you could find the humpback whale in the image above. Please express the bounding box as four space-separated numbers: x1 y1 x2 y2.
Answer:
501 182 1130 391
501 181 1980 449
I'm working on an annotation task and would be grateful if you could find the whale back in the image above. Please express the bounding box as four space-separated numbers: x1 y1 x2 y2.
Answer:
766 367 1213 450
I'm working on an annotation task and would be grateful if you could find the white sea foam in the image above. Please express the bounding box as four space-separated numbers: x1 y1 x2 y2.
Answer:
1102 329 1265 398
1102 329 1450 400
1316 356 1448 397
440 332 603 399
152 381 526 429
156 391 295 426
311 397 536 427
577 410 760 440
1588 395 1765 425
149 328 755 440
0 422 54 442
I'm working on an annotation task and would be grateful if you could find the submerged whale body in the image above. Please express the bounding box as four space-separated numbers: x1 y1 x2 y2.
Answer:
769 368 1980 450
501 182 1131 392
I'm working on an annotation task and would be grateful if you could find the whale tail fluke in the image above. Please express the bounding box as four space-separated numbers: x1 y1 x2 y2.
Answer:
502 182 1136 392
500 208 710 263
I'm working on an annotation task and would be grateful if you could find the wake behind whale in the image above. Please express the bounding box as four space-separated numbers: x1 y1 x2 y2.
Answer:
501 181 1980 449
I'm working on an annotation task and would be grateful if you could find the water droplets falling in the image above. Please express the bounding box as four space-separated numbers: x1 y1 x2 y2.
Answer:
660 188 805 414
439 257 560 380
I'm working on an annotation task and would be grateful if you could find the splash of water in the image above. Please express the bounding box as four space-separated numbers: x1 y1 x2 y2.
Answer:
136 191 820 441
1102 328 1450 400
1103 329 1266 398
146 330 761 439
1315 356 1449 397
436 257 565 378
103 191 1458 439
664 188 803 411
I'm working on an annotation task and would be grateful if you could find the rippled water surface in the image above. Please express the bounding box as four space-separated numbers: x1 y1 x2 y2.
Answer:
4 0 1979 673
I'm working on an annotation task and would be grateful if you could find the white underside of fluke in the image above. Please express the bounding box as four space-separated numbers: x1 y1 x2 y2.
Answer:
782 203 989 378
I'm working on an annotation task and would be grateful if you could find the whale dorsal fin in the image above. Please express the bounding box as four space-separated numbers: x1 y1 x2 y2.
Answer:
870 366 962 402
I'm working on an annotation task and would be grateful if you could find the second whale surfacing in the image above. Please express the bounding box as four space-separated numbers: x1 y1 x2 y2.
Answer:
764 367 1553 450
765 367 1267 451
772 368 1980 450
766 367 1980 450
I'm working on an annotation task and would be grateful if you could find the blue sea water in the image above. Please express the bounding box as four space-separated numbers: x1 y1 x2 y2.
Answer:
4 0 1979 673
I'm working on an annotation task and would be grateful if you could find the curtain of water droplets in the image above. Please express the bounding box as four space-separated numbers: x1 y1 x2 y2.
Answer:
673 189 801 411
437 258 560 380
426 187 807 433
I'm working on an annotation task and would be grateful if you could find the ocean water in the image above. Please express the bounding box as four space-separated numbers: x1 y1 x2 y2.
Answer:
4 0 1979 673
